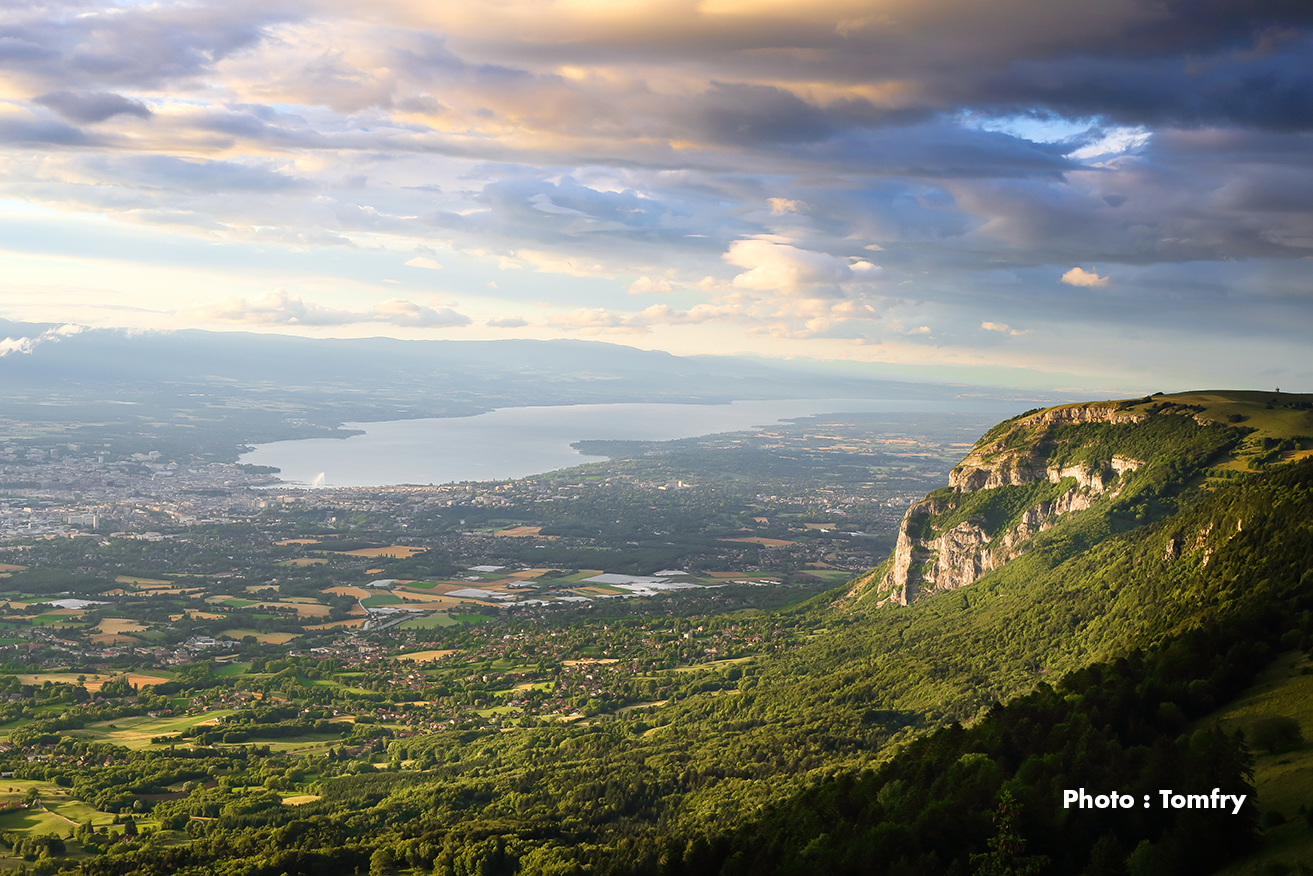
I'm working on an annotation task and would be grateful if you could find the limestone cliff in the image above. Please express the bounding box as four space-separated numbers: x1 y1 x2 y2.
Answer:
871 403 1146 606
842 390 1302 609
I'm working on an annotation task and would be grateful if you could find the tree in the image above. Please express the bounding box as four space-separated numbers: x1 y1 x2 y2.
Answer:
1249 715 1302 754
370 847 396 875
969 790 1049 876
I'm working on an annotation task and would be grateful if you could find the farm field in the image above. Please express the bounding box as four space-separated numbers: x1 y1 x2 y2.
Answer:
6 672 171 692
305 617 368 629
96 618 148 634
395 649 458 663
220 629 301 644
67 710 238 748
398 613 461 629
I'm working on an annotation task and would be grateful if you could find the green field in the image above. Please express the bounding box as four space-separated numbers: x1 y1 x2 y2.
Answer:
1140 392 1313 473
210 597 256 607
0 780 64 802
797 569 852 581
29 613 85 628
556 570 605 583
67 710 238 749
48 798 115 828
400 613 460 629
0 804 71 836
1210 652 1313 875
258 734 344 754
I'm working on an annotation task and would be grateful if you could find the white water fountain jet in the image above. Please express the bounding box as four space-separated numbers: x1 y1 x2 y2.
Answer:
310 472 326 488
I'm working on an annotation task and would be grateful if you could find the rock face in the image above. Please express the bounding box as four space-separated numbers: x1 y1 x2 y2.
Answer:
877 404 1144 606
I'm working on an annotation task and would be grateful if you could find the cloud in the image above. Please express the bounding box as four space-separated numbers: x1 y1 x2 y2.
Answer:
0 323 85 357
0 337 37 357
548 301 750 335
33 91 152 123
0 1 293 93
969 40 1313 133
0 114 99 146
549 307 639 334
724 238 864 296
543 294 875 339
371 297 470 327
103 155 314 195
190 290 356 326
0 0 1310 381
514 250 612 277
981 321 1031 336
685 83 836 146
189 290 470 328
768 198 804 215
405 256 443 270
487 316 529 328
628 276 680 294
1060 267 1110 287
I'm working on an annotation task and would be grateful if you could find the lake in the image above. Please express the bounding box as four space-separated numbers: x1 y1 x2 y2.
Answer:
239 397 1018 488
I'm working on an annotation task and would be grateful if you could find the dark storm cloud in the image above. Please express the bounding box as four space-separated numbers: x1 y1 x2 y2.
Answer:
33 90 152 123
967 38 1313 131
440 0 1313 136
1090 0 1313 57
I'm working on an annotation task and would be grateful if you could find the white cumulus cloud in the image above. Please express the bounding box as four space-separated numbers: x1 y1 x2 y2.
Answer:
724 238 861 296
1060 266 1110 287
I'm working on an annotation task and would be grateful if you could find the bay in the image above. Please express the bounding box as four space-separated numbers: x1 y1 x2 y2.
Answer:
239 397 1017 488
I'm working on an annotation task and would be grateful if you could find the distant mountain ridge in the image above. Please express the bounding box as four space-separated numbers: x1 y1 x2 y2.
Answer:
0 320 1050 407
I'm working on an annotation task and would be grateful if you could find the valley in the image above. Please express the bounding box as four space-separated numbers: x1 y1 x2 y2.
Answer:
0 390 1308 875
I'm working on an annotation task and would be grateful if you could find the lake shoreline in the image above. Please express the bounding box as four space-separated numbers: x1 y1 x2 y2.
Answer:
240 398 1020 488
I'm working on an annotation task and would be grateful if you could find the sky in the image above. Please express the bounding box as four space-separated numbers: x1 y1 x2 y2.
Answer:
0 0 1311 394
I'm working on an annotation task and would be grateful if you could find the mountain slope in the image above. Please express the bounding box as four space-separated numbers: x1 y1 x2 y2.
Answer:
846 390 1312 608
613 403 1313 876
